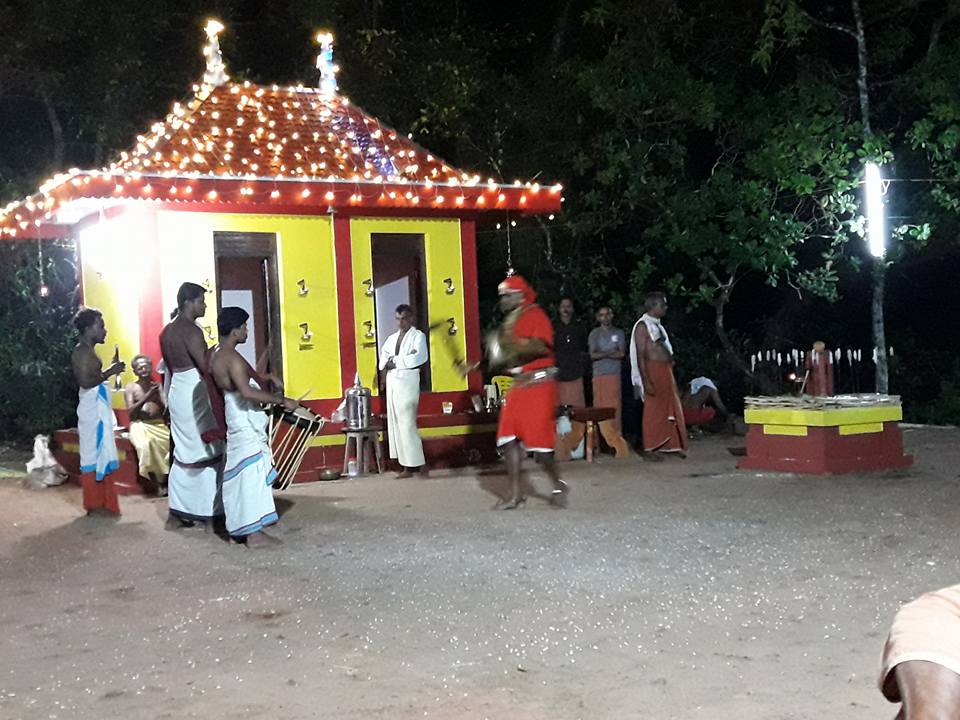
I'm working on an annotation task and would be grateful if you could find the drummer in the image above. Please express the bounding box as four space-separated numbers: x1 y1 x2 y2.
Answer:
209 307 298 548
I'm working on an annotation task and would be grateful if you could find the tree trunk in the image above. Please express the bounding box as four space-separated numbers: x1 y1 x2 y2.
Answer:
872 257 889 393
714 283 776 394
40 90 64 171
851 0 889 393
550 0 576 64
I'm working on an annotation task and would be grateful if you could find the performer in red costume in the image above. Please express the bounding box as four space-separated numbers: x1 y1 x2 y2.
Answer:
494 274 569 510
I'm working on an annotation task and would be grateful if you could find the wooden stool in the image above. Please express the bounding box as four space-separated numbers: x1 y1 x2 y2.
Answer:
341 427 383 475
558 407 630 462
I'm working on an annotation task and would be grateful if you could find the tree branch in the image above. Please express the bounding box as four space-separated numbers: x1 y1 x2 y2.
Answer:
798 7 856 37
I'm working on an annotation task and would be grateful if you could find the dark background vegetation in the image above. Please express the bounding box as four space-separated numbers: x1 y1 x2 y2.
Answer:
2 0 960 441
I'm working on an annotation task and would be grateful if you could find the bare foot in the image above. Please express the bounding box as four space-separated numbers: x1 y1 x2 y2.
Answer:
494 495 526 510
396 469 413 479
165 515 195 531
244 531 282 549
549 481 570 508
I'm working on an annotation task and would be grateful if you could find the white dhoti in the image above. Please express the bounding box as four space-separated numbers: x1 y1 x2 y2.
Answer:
385 371 425 467
167 368 224 521
77 382 119 481
222 384 278 537
128 420 171 477
379 326 428 469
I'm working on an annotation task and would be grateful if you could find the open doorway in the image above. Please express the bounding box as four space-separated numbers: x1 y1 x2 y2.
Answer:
371 233 431 392
213 231 283 382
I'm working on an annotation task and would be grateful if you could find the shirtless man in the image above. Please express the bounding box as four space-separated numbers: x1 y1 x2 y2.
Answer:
159 282 224 530
629 292 688 459
124 354 170 496
209 307 297 547
71 308 124 514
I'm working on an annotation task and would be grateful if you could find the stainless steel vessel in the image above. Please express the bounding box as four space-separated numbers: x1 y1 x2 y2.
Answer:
344 376 372 429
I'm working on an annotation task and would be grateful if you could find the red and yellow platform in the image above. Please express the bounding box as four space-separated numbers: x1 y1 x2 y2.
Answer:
737 397 913 475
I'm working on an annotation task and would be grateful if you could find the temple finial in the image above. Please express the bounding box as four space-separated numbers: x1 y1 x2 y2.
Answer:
203 19 229 87
316 31 339 96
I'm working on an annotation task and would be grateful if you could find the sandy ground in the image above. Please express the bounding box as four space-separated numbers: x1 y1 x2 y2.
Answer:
1 428 959 719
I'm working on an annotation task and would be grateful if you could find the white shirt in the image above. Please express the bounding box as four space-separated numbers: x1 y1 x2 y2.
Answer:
378 327 428 379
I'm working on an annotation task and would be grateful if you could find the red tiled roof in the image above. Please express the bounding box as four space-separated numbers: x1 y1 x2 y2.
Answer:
113 82 471 185
0 82 562 239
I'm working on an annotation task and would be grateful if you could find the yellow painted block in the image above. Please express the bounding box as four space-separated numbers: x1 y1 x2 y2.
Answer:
745 405 902 427
310 434 347 447
155 211 219 347
420 423 497 438
763 424 809 437
348 219 378 393
838 422 884 436
349 217 467 394
79 210 151 394
155 212 340 401
309 422 496 447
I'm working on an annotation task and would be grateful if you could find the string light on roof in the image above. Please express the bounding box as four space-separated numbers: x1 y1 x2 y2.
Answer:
202 19 229 87
316 32 339 96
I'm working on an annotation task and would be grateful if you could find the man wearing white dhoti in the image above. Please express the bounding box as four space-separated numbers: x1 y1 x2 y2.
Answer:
378 304 429 478
71 308 124 516
159 282 224 529
210 307 298 548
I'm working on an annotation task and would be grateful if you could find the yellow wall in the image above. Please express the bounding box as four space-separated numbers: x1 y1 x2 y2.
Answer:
349 217 467 394
79 209 154 407
154 211 339 400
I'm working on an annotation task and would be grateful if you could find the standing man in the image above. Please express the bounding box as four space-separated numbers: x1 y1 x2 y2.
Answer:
588 306 626 434
553 297 588 408
495 275 569 509
629 292 688 459
379 304 428 478
210 307 298 548
159 282 224 529
71 308 123 515
124 354 171 496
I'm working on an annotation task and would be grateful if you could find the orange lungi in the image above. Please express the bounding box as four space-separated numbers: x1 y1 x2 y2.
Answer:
642 361 688 453
592 374 622 434
497 380 557 453
556 379 585 408
81 471 121 515
880 584 960 702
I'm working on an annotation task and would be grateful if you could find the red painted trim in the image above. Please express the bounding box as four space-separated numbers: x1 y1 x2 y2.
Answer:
138 212 163 362
459 219 483 394
0 174 561 239
333 215 357 392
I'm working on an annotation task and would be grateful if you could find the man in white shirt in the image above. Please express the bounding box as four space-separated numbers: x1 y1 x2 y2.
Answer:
379 304 429 477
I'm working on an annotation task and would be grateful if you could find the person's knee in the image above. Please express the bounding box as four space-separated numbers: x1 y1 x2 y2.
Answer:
897 660 960 719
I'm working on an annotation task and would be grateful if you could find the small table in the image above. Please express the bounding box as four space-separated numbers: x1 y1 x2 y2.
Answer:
341 426 384 475
557 407 630 462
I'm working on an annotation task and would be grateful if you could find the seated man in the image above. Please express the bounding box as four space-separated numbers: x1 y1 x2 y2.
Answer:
124 354 171 496
681 376 728 429
880 583 960 719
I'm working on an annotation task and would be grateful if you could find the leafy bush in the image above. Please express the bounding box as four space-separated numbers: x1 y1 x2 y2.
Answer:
0 241 79 444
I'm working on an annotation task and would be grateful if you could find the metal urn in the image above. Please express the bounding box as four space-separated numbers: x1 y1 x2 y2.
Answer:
344 374 372 429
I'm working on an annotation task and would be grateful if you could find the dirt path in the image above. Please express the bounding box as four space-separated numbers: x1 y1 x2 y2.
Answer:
1 428 958 719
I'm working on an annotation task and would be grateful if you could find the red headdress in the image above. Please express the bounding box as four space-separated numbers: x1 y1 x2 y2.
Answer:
497 274 537 305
